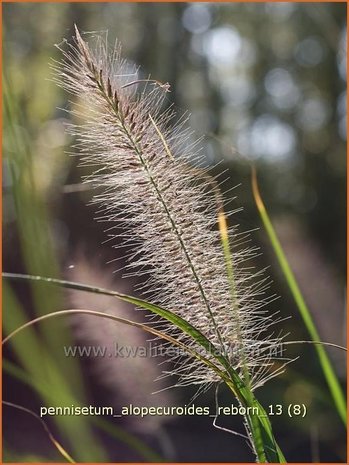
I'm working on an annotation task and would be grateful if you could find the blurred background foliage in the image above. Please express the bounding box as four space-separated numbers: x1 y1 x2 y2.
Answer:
3 2 346 463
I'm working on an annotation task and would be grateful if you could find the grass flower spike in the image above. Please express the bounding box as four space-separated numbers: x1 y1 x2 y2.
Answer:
53 26 284 394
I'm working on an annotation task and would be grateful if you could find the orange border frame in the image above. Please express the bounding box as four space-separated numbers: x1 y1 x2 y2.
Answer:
1 1 347 464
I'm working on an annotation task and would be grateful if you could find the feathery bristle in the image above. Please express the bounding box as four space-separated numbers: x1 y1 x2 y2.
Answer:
53 27 285 391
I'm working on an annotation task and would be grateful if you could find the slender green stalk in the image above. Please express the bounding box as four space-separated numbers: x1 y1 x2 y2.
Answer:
218 210 267 462
251 167 346 426
3 401 75 463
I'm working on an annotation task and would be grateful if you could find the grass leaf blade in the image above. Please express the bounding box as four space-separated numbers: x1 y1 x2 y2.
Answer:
251 167 346 426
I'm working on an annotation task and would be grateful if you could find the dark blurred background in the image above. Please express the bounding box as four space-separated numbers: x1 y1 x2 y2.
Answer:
3 2 347 463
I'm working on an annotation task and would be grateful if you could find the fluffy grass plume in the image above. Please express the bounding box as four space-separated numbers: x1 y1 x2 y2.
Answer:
53 26 284 392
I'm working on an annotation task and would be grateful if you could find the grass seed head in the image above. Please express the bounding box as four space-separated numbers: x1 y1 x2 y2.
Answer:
54 26 285 391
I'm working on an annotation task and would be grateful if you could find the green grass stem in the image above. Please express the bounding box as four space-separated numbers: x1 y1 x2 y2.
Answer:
251 167 346 426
